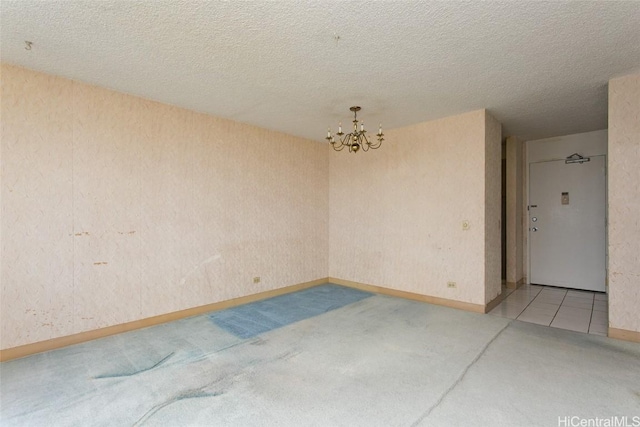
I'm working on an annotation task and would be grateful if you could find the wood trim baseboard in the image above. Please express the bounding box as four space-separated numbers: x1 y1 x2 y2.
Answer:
0 278 329 362
329 277 486 314
608 327 640 343
7 277 629 361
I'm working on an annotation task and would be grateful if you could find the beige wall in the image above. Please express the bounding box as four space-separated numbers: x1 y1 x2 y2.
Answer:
1 65 505 351
3 64 636 348
484 113 502 303
505 136 524 285
608 73 640 334
329 110 501 306
0 64 329 350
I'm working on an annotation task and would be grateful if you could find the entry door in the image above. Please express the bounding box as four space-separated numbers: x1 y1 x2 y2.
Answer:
529 155 606 291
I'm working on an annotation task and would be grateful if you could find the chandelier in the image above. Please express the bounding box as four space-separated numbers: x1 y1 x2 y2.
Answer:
326 106 384 153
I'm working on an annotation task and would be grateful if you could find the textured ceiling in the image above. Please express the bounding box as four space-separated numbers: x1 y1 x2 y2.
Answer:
1 1 639 142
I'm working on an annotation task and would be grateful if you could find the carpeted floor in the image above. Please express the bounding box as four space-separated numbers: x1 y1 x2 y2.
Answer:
1 284 639 426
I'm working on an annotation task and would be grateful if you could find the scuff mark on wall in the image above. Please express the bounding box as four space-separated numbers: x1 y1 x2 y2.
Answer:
93 262 108 266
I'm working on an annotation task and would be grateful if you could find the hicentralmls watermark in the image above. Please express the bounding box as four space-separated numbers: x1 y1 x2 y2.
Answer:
558 416 640 427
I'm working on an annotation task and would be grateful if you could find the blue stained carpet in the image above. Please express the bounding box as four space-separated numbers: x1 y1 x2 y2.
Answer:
208 284 373 339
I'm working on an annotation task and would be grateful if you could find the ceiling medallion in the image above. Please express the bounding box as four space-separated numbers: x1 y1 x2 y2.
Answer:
326 106 384 153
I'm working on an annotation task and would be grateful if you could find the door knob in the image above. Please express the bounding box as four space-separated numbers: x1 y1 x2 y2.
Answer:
532 227 538 232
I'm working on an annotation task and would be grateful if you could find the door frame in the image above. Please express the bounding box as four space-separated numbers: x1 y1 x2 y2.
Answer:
523 130 608 292
527 155 607 290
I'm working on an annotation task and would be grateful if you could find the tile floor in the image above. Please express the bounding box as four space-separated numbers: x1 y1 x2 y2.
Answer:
489 284 608 336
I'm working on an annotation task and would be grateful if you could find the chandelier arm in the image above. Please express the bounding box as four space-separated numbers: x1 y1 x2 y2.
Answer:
332 141 346 151
371 132 383 149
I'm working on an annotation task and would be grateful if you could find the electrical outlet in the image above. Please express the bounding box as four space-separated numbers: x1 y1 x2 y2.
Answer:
253 277 261 284
462 220 470 230
447 281 457 289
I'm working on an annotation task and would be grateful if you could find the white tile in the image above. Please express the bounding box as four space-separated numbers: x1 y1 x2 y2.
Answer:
515 286 542 295
506 300 536 309
593 300 608 312
536 289 566 297
499 297 530 307
551 316 590 333
507 295 536 304
489 311 518 320
561 297 594 310
590 312 608 325
566 290 595 300
513 288 540 296
536 290 565 297
502 298 533 308
526 301 560 316
535 295 566 304
517 308 554 326
489 304 524 319
512 288 539 295
516 316 552 327
540 287 567 294
594 293 608 301
490 307 526 319
556 306 592 317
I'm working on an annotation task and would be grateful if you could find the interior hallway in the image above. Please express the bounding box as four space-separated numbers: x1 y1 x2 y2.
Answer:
1 284 638 426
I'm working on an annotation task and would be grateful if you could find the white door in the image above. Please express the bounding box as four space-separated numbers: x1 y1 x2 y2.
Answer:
529 155 606 291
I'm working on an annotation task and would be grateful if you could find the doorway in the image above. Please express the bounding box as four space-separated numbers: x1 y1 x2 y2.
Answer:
528 155 606 292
